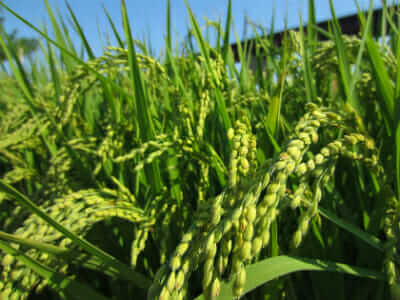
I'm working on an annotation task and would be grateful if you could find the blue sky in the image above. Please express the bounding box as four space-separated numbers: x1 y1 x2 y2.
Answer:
1 0 383 57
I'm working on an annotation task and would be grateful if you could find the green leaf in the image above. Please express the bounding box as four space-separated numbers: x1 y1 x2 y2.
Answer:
395 98 400 200
307 0 317 55
65 1 95 60
121 0 162 192
195 256 385 299
166 0 172 57
44 0 76 71
318 207 383 251
185 0 231 131
357 0 395 129
299 13 317 102
221 0 232 62
103 5 124 48
328 0 362 115
349 0 373 99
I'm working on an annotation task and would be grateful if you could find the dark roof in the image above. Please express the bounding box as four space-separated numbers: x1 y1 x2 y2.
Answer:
230 5 398 62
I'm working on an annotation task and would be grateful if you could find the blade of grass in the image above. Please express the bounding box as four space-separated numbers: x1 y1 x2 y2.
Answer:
0 34 34 107
307 0 317 55
43 0 75 71
357 0 395 128
166 0 172 59
349 0 374 100
185 0 232 131
103 5 124 48
265 95 282 144
57 6 77 57
395 95 400 200
393 2 400 201
379 0 387 47
195 255 385 300
121 0 162 193
163 1 192 106
65 1 95 60
328 0 363 115
121 0 155 139
318 206 383 251
299 13 317 102
45 37 62 100
221 0 232 62
380 1 399 37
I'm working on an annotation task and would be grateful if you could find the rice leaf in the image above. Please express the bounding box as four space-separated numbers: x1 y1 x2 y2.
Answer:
103 5 124 48
121 0 162 192
195 255 385 299
318 207 383 251
328 0 362 115
307 0 317 55
221 0 232 62
65 1 95 60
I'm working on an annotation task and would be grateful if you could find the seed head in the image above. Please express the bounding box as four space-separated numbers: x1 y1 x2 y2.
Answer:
210 278 221 299
170 256 181 271
244 224 254 241
296 163 307 175
234 268 246 292
227 128 235 140
240 241 252 260
292 230 302 248
275 160 287 170
314 154 324 165
251 237 263 256
289 139 305 149
175 270 185 290
202 268 214 289
321 147 330 157
245 205 257 223
222 239 232 256
264 193 276 206
176 243 189 256
159 287 170 300
240 157 250 170
286 161 296 173
166 272 176 292
291 195 302 209
268 183 280 194
262 229 270 246
232 208 242 221
307 159 315 170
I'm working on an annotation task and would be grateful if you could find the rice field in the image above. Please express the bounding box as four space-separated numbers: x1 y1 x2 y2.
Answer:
0 0 399 299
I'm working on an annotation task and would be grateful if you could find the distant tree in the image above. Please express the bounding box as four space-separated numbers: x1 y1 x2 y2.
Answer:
0 8 38 63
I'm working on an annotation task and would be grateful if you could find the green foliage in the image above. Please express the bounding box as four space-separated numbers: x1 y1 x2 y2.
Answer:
0 0 399 299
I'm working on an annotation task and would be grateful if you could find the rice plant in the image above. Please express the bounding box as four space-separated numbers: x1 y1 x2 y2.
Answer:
0 0 399 299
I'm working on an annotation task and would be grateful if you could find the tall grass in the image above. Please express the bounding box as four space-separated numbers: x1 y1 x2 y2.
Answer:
0 0 399 299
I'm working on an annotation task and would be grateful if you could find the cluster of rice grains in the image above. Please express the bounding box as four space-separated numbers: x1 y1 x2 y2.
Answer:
148 104 382 300
0 187 154 299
